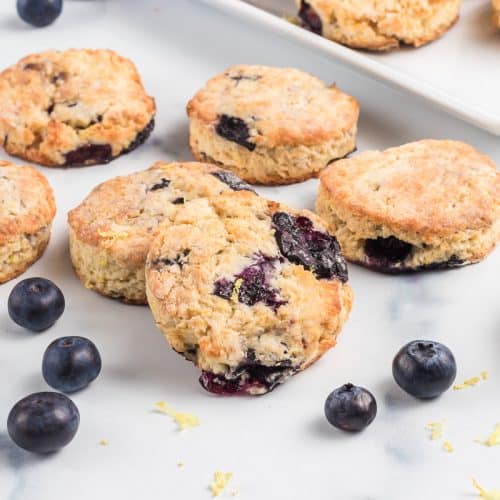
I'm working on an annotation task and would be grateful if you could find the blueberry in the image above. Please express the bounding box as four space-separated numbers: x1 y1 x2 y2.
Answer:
149 178 170 191
211 170 256 193
17 0 63 28
8 278 65 332
42 336 102 393
7 392 79 453
324 384 377 432
364 236 413 267
272 212 348 282
392 340 457 399
298 0 322 34
64 144 113 167
215 115 256 151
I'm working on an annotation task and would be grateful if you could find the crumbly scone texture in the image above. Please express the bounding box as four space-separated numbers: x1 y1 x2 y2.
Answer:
297 0 461 50
493 0 500 27
68 161 252 304
187 65 358 184
0 49 155 167
146 192 353 394
0 161 56 283
316 140 500 271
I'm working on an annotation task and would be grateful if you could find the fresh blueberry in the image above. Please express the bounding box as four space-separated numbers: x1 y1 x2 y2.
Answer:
272 212 348 282
42 336 102 393
8 278 65 332
392 340 457 399
324 383 377 432
7 392 79 453
17 0 63 28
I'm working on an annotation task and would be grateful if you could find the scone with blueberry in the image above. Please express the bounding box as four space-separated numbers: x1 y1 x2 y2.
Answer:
297 0 461 51
0 49 155 167
316 140 500 273
187 65 359 185
145 191 353 395
0 161 56 284
68 162 254 304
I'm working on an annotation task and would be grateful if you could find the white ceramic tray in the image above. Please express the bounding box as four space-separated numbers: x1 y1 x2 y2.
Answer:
0 1 499 500
204 0 500 136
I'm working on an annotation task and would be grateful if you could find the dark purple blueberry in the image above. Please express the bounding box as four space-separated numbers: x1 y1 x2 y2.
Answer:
211 170 256 193
298 0 322 34
228 74 262 85
151 249 190 270
272 212 348 282
215 115 255 151
64 144 112 166
200 362 295 396
7 392 79 453
8 278 65 332
42 336 102 393
392 341 456 399
213 254 286 311
324 384 377 432
364 236 413 268
149 178 170 191
121 118 155 155
172 197 185 205
17 0 63 28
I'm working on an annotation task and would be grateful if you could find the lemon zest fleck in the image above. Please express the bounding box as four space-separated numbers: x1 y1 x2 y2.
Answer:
426 420 446 440
210 471 233 497
443 441 454 453
154 401 199 430
97 229 129 248
230 488 239 496
476 424 500 447
454 374 485 390
99 439 109 446
177 460 185 468
231 279 243 303
472 478 500 499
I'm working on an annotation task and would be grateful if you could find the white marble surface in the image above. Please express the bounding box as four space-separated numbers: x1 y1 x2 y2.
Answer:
0 1 499 499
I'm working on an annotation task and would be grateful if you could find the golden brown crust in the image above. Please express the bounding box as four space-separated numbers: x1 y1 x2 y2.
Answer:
0 160 55 244
68 161 251 303
493 0 500 27
298 0 461 51
319 140 499 238
0 49 155 166
145 192 353 392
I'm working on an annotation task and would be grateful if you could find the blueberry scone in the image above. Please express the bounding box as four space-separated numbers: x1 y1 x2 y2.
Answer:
493 0 500 27
187 65 359 185
68 162 254 304
145 191 353 395
0 49 155 167
297 0 461 51
316 140 500 273
0 161 56 284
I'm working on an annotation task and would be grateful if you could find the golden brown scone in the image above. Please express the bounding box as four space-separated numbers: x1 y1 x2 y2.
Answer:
68 162 255 304
187 65 359 185
316 140 500 273
0 49 155 167
145 191 353 395
296 0 461 51
0 161 56 283
493 0 500 27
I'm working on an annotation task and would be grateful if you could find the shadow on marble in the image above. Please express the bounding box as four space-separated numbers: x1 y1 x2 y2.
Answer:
380 378 434 411
307 415 362 441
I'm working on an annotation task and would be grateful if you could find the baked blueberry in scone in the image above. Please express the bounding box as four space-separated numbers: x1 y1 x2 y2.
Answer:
145 192 353 395
0 160 56 284
187 65 359 185
316 140 500 273
68 162 254 304
295 0 461 51
0 49 155 167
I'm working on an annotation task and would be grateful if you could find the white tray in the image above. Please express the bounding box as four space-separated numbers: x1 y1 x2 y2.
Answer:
204 0 500 136
0 1 499 500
